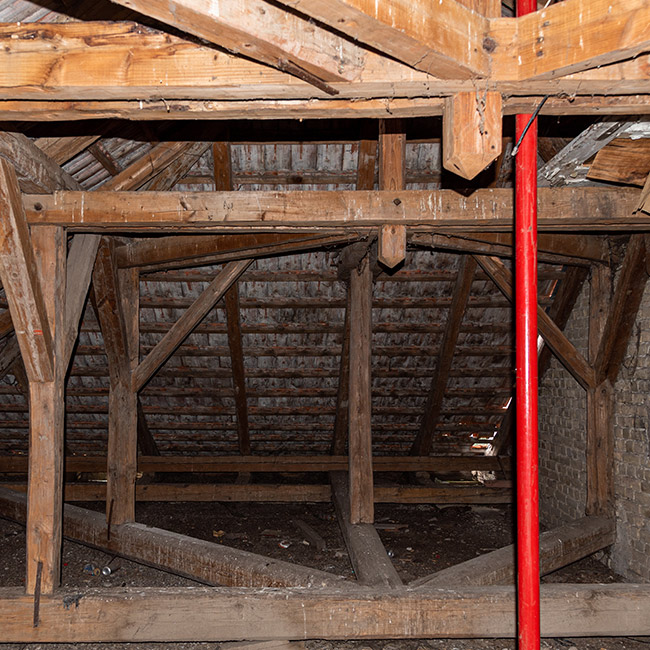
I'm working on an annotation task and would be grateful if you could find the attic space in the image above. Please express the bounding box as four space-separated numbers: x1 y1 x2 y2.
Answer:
0 0 649 647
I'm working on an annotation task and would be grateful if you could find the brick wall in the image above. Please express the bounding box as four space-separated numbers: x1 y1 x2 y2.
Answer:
538 273 650 582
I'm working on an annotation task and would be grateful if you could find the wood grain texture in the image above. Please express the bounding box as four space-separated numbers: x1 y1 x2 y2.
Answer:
348 255 373 524
588 138 650 187
23 187 642 232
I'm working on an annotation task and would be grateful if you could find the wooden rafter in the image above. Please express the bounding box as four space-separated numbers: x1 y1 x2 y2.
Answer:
410 256 477 456
475 255 596 389
33 135 102 166
133 260 252 391
588 138 650 187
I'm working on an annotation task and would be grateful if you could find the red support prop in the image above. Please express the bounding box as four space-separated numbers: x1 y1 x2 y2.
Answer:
515 0 540 647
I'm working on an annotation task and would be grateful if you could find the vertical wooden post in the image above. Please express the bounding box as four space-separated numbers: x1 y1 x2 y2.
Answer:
28 225 66 595
348 254 373 524
586 264 613 517
93 239 138 526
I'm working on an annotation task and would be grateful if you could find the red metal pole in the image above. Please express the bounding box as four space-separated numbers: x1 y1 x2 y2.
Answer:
515 0 540 647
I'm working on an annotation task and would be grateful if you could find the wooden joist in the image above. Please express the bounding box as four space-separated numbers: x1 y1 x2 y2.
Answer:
475 255 596 390
411 516 615 587
2 583 650 642
108 0 364 87
330 472 403 588
0 455 504 475
133 259 252 391
4 482 513 504
0 487 347 590
23 187 643 232
588 137 650 187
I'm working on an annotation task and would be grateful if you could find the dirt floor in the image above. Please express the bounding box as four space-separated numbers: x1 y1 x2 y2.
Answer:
0 497 648 649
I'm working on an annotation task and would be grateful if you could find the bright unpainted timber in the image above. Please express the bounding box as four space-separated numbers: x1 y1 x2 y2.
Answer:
475 255 596 389
595 234 649 384
0 160 53 383
588 138 650 187
33 134 101 165
496 0 650 80
411 516 615 588
348 255 373 524
411 256 477 456
330 472 402 588
2 23 650 105
108 0 363 86
0 486 346 589
2 583 650 642
0 455 503 475
23 187 643 232
4 482 512 504
443 92 502 180
133 259 251 391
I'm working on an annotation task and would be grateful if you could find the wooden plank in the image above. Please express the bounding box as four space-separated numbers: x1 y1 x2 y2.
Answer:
0 335 21 380
410 256 477 456
0 455 504 475
356 137 378 191
0 131 80 194
475 255 596 389
108 0 363 88
25 187 643 233
330 472 403 588
502 0 650 80
0 160 53 383
411 516 615 587
348 255 373 524
0 487 347 590
2 23 650 104
443 92 502 180
2 582 650 641
588 138 650 187
140 141 211 191
595 235 648 383
33 134 101 166
273 0 488 79
133 260 252 391
92 238 138 525
4 482 513 504
26 226 66 595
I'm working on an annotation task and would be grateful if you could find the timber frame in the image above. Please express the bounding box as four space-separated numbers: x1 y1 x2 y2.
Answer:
0 0 649 643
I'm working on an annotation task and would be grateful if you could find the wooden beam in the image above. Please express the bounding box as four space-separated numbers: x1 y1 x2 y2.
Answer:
108 0 363 89
331 291 351 456
348 254 373 524
588 137 650 187
133 260 252 391
0 454 505 475
26 225 67 595
23 187 643 233
587 265 614 517
137 399 160 457
443 92 502 180
0 486 347 590
595 234 649 384
4 482 513 504
0 131 80 193
33 134 101 166
92 238 138 525
411 516 614 587
2 582 650 641
116 233 361 271
273 0 488 79
330 471 403 588
500 0 650 80
410 256 477 456
2 23 650 105
139 141 211 191
0 159 53 383
475 255 596 389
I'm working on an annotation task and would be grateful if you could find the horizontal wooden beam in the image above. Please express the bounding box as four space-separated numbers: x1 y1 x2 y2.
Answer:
0 486 346 589
3 482 513 504
0 455 502 474
1 583 650 642
24 187 641 233
1 23 649 106
411 516 615 587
